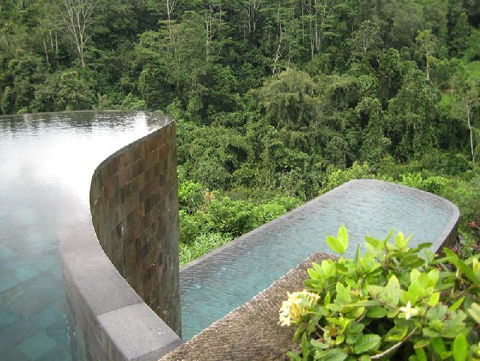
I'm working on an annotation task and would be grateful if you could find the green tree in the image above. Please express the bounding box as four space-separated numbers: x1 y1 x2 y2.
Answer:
54 0 97 68
451 81 480 164
415 29 438 81
253 68 318 130
386 66 440 159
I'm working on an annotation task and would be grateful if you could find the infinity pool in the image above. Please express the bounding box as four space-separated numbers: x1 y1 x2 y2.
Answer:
0 112 161 361
180 180 458 340
0 112 459 359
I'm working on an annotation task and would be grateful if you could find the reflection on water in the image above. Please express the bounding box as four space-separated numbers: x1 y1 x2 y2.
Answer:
0 111 162 361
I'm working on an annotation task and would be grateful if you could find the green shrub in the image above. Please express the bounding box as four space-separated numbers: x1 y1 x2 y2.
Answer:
205 197 257 238
281 226 480 360
179 210 206 244
320 162 391 194
399 173 448 194
179 180 204 214
179 232 232 265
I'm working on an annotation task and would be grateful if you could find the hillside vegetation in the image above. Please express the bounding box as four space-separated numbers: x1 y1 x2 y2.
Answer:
1 0 479 259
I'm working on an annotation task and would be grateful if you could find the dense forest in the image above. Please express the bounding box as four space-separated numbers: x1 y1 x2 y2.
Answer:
1 0 479 260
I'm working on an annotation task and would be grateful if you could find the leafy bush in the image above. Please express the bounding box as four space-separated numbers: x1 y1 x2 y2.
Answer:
399 173 448 194
179 233 232 265
281 226 480 360
179 210 206 244
320 162 391 194
178 180 204 214
205 197 257 238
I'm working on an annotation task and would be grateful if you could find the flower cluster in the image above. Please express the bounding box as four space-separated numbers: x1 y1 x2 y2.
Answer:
279 290 319 327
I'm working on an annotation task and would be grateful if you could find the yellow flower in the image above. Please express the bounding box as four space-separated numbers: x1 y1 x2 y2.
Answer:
399 301 419 320
279 290 319 327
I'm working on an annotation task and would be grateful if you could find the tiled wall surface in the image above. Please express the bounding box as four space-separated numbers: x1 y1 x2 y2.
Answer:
60 117 182 361
90 122 180 333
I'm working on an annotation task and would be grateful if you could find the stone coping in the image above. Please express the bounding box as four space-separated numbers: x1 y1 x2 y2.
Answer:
59 113 181 361
164 251 337 360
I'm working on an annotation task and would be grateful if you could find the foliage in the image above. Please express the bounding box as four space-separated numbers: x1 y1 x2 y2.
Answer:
178 180 204 214
178 179 301 247
179 232 232 265
399 173 448 195
320 162 390 194
1 0 479 263
282 226 480 360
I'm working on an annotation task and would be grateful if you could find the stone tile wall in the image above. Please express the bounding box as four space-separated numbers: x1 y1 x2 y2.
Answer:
90 122 180 333
60 116 182 361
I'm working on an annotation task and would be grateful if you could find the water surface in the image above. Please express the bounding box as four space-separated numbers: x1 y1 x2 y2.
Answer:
180 180 457 340
0 111 161 361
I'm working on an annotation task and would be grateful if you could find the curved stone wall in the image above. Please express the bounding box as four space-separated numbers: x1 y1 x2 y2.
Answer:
60 115 181 361
90 120 180 332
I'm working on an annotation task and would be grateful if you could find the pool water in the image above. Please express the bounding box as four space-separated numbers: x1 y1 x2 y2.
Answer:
0 112 160 361
180 180 457 340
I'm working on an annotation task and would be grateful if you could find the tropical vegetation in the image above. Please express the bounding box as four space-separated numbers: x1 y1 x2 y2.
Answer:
280 226 480 360
1 0 479 260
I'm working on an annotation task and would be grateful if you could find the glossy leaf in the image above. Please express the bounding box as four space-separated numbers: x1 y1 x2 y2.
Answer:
353 334 381 354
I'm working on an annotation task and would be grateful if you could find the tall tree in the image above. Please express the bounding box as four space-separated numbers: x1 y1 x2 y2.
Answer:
55 0 96 68
415 29 437 81
451 81 480 164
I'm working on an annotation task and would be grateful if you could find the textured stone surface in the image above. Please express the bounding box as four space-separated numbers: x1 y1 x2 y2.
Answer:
98 304 182 361
90 121 180 333
60 114 181 361
163 251 337 361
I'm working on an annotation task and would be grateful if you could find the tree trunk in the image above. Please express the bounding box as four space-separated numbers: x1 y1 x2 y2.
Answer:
467 103 475 164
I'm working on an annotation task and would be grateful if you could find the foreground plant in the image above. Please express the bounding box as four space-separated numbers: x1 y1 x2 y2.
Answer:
281 226 480 360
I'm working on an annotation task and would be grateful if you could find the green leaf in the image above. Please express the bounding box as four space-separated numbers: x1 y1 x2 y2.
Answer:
301 333 310 360
432 337 449 360
353 334 381 354
367 285 384 299
444 248 477 284
322 349 348 361
410 269 421 283
310 339 329 350
428 292 440 307
400 254 425 268
385 324 408 342
414 339 431 349
335 283 352 305
347 300 381 308
286 351 302 361
395 231 407 249
449 297 465 312
349 323 365 334
321 259 337 278
415 347 427 361
365 236 383 250
327 235 346 254
467 302 480 324
427 269 439 287
366 307 388 318
338 225 348 246
453 333 468 361
385 275 401 307
326 226 348 254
